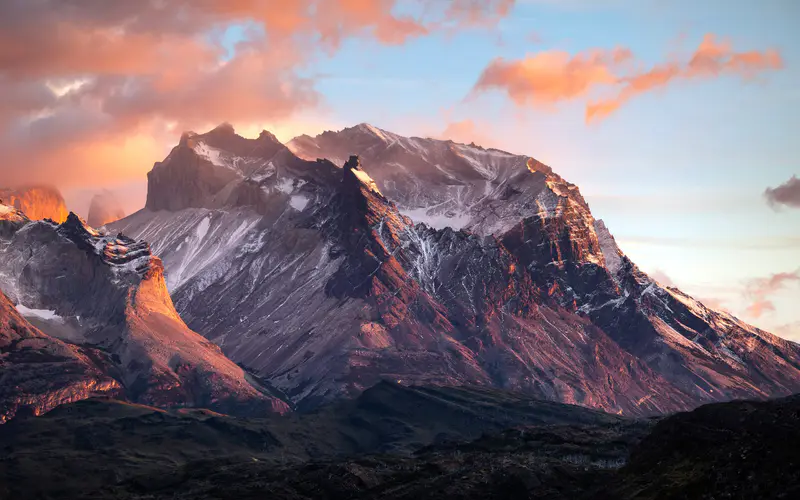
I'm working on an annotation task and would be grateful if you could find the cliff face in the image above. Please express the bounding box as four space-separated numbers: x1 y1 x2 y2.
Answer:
0 186 68 223
0 287 121 423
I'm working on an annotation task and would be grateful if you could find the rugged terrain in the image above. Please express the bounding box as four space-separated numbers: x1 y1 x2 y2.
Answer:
109 123 800 416
1 385 797 499
0 204 288 419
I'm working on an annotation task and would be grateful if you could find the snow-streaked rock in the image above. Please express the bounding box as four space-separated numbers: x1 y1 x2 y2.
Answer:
0 212 290 418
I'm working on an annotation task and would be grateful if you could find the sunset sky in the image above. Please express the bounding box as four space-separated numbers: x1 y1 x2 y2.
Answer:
1 0 798 339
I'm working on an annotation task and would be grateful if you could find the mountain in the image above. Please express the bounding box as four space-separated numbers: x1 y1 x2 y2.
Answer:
110 123 800 416
0 185 68 223
0 204 289 418
87 190 126 228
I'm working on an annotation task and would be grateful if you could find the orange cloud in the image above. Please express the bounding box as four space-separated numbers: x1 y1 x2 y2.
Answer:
470 33 782 122
473 49 623 105
438 119 496 148
587 34 783 122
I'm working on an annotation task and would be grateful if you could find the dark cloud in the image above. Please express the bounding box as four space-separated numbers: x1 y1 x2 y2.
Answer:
764 175 800 210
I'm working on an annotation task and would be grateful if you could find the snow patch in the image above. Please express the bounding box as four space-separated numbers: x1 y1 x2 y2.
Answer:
192 141 227 168
534 186 561 218
352 169 383 195
16 304 63 322
399 207 470 230
276 177 294 194
289 195 309 211
195 216 211 241
594 219 623 276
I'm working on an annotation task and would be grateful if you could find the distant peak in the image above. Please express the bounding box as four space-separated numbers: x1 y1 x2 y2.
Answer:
353 123 392 142
209 122 236 135
258 129 281 144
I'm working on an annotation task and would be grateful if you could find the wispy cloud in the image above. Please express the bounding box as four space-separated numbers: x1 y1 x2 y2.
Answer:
744 270 800 318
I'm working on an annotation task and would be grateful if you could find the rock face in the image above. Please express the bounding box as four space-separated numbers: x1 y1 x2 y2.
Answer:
87 190 126 228
0 206 289 419
111 124 800 416
0 287 121 423
0 185 69 223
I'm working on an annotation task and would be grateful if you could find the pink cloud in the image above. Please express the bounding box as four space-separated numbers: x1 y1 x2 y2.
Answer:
744 270 800 318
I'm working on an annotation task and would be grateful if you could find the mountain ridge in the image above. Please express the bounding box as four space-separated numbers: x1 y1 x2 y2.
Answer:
108 123 800 417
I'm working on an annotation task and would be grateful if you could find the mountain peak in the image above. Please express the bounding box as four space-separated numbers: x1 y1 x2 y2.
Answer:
352 122 393 142
209 122 236 135
343 155 383 196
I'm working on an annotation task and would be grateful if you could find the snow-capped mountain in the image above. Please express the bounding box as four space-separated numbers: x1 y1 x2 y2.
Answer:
0 204 289 419
106 123 800 416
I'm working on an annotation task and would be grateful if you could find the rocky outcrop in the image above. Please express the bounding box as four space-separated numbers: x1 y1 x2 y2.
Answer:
87 190 126 227
0 212 290 419
0 288 121 423
0 185 68 223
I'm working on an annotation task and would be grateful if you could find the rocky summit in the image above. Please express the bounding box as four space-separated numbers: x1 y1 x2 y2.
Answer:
102 123 800 416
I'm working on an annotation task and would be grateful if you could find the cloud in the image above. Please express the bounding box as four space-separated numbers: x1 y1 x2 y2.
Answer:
587 34 782 122
743 270 800 318
774 322 800 342
764 175 800 210
649 269 676 288
469 33 782 122
438 119 496 148
0 0 515 209
471 48 626 106
696 296 729 313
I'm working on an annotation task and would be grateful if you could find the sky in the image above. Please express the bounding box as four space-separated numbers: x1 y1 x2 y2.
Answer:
0 0 798 339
